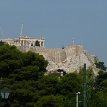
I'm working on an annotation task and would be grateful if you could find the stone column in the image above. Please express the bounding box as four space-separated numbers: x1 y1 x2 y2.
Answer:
19 40 21 46
21 40 22 46
22 40 24 46
24 40 27 46
41 41 44 47
33 42 35 46
24 40 26 46
40 41 41 47
23 40 25 46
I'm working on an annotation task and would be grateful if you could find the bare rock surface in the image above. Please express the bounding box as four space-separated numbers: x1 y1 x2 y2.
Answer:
18 45 97 73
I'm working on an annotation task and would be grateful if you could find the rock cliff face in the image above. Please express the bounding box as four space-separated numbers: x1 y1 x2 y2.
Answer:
18 44 97 73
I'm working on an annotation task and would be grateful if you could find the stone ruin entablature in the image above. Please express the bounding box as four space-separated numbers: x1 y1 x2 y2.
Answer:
0 36 45 47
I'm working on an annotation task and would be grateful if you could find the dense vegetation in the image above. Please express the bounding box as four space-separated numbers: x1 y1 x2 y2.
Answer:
0 45 107 107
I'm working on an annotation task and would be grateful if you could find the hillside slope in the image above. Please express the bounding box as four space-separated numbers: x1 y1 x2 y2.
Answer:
18 44 98 74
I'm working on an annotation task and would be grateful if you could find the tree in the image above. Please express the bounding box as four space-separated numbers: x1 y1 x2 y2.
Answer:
95 61 106 71
0 45 48 106
35 95 63 107
1 45 107 107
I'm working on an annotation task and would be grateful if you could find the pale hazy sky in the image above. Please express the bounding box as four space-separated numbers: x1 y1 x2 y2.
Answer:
0 0 107 65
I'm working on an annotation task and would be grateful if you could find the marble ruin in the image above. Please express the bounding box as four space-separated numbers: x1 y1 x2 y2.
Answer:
0 36 45 47
0 36 98 74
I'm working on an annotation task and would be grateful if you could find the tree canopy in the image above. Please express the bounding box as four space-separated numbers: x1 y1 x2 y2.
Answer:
0 45 107 107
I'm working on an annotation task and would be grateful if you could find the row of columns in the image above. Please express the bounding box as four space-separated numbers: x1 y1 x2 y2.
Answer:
19 40 45 47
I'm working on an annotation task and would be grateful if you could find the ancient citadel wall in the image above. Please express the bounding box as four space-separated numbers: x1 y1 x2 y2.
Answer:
0 36 98 74
18 44 95 73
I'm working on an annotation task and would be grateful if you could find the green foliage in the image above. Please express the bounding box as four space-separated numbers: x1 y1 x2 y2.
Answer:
0 45 48 78
35 95 64 107
0 45 107 107
60 73 82 95
95 61 106 71
0 45 48 106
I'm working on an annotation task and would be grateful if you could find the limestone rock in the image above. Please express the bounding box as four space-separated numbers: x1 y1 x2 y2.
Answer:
18 44 97 73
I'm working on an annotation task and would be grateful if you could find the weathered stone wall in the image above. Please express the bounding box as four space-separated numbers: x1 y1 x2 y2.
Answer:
18 44 96 73
0 36 45 47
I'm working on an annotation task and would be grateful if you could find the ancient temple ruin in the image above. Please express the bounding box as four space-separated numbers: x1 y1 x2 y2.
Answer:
0 36 98 74
0 36 45 47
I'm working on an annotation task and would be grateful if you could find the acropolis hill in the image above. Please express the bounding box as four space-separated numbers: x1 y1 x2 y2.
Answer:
0 36 97 74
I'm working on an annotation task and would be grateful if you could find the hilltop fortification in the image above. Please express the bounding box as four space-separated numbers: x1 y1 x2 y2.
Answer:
19 45 96 73
0 36 97 74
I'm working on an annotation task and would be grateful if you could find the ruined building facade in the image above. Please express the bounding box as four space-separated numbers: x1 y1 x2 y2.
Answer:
0 36 97 74
0 36 45 47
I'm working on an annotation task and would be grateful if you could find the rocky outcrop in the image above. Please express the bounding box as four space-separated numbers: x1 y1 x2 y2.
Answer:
18 44 97 74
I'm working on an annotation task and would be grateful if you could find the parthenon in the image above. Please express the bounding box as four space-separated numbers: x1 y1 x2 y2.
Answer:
0 36 45 47
0 35 97 74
